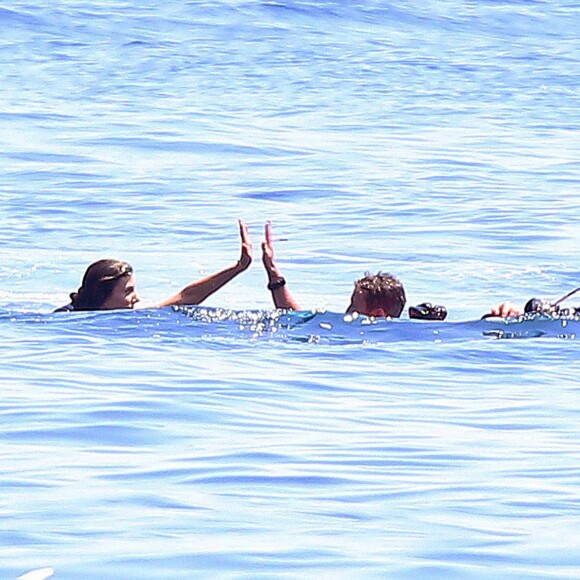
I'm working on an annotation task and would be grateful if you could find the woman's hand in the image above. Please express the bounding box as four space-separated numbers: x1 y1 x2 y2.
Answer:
237 219 253 271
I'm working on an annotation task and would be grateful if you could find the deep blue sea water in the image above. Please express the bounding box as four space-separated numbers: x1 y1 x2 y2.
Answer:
1 1 579 578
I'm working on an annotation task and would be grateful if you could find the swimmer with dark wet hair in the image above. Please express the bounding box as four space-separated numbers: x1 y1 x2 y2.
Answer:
261 222 409 318
55 220 253 312
348 272 407 318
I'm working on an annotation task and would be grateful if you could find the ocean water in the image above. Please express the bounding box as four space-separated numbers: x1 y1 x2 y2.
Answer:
1 0 579 578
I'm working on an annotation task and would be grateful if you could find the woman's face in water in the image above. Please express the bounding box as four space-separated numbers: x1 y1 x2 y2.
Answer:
100 274 140 310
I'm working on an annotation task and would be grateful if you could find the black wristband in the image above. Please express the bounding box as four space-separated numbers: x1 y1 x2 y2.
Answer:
267 278 286 291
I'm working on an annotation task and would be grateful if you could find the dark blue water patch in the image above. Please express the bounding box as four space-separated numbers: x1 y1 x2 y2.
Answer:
1 171 102 185
0 478 56 490
315 509 376 522
0 111 75 122
260 0 469 34
4 151 95 164
502 498 578 514
190 474 353 486
547 176 580 186
0 6 48 27
89 465 171 483
0 530 56 552
47 39 90 48
414 158 490 169
327 484 499 506
261 1 339 19
203 451 294 464
435 419 548 431
106 493 211 512
97 465 243 483
0 424 160 447
549 161 580 171
80 406 174 424
123 39 159 48
510 467 580 480
285 312 579 344
3 307 579 345
322 452 482 467
242 187 346 201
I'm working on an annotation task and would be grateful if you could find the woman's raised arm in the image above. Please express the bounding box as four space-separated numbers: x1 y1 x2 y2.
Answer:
153 220 253 308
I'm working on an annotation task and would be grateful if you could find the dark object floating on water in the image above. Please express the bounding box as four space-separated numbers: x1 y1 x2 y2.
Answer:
408 302 448 320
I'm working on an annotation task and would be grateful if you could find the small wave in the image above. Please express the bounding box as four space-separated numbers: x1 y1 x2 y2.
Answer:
0 7 46 26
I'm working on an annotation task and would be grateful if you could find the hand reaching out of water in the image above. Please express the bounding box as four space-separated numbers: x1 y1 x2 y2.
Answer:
237 219 253 272
262 221 280 278
154 219 253 308
261 221 301 310
488 301 522 318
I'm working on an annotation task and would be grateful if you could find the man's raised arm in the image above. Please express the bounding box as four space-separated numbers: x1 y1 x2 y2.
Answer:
262 222 301 311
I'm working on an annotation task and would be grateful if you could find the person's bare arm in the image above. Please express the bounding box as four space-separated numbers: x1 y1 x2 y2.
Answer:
262 222 301 310
154 220 253 308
